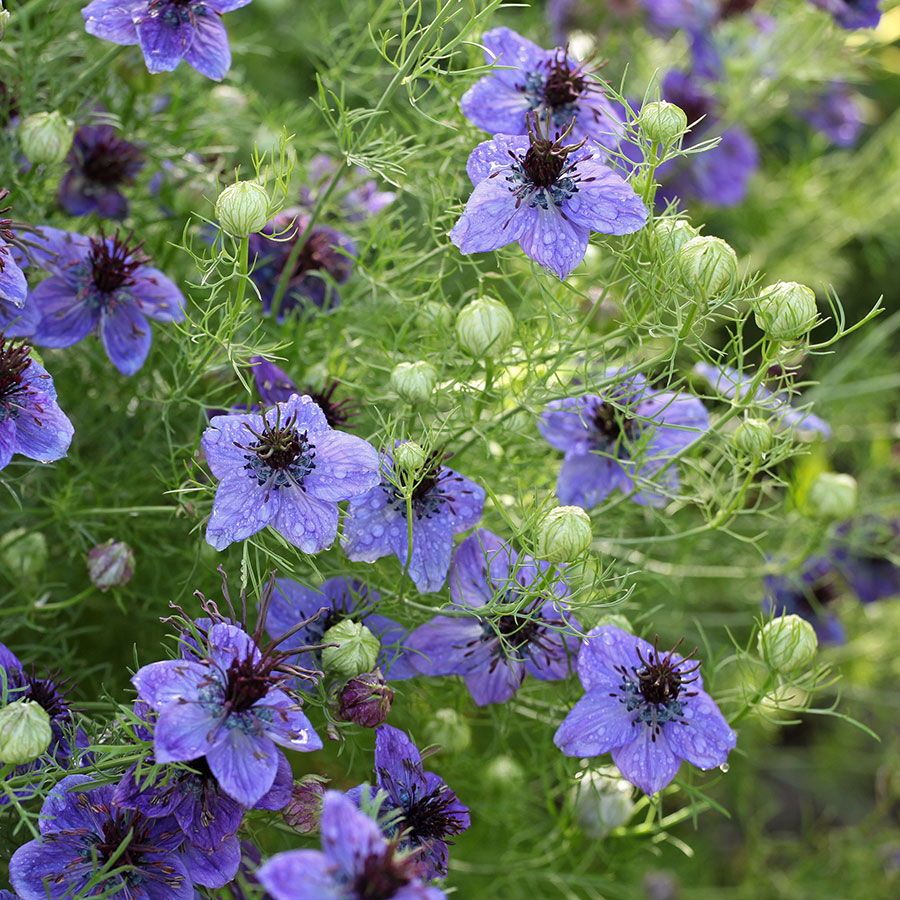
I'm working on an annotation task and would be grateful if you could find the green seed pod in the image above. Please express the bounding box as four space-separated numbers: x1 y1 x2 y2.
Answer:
651 218 699 260
732 417 773 459
393 440 427 473
807 472 857 520
390 361 437 404
424 707 472 755
570 767 635 837
0 700 53 764
0 528 49 580
456 296 515 358
417 301 454 331
18 112 74 165
753 281 818 342
484 754 525 789
758 615 818 674
678 235 737 296
215 180 271 237
639 101 688 145
535 506 592 563
320 620 380 679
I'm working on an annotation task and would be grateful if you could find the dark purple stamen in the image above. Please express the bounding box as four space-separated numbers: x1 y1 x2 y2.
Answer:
88 231 148 295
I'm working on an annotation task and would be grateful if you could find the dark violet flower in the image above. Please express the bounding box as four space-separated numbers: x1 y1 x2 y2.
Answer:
283 774 329 833
0 188 27 316
57 124 144 219
554 626 736 795
132 620 323 807
0 335 74 471
348 725 470 879
460 27 623 153
300 154 396 222
762 556 846 644
808 0 881 29
450 117 648 280
538 368 708 509
259 790 447 900
406 529 580 706
265 576 416 680
343 445 486 595
799 82 864 148
831 517 900 605
82 1 252 81
693 361 831 438
201 394 379 551
249 210 356 320
30 227 186 376
9 774 191 900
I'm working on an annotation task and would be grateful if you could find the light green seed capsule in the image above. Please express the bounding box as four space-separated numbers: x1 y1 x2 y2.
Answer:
390 361 437 404
753 281 818 342
807 472 857 520
0 701 53 764
456 296 515 357
758 615 818 673
18 112 74 165
321 620 380 678
215 181 271 237
679 235 737 296
639 101 689 145
535 506 592 562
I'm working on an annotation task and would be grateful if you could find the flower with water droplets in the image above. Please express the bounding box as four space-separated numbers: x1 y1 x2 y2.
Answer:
0 188 37 336
808 0 881 30
554 626 736 795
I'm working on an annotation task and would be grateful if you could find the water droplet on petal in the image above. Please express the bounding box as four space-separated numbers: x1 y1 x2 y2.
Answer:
719 762 729 773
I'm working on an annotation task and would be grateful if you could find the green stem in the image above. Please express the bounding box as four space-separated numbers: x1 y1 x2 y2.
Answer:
234 235 250 307
57 45 127 109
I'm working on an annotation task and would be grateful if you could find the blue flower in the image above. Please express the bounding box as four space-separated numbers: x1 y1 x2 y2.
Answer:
800 82 864 148
0 335 74 471
29 227 185 376
348 725 470 879
258 790 447 900
407 529 580 706
0 189 30 333
554 626 737 795
300 154 396 222
808 0 881 30
343 445 485 594
538 368 709 509
82 1 252 82
450 116 648 280
201 394 379 551
831 517 900 605
460 27 623 153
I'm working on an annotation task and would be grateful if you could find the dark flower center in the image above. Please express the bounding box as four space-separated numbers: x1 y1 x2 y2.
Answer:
80 133 143 187
400 782 468 845
353 844 419 900
636 657 684 705
0 334 31 404
238 412 317 494
521 137 568 189
542 53 587 109
0 187 14 273
304 381 359 429
95 810 154 868
494 612 542 653
88 232 147 295
222 652 279 713
591 400 636 450
24 672 72 721
386 448 470 520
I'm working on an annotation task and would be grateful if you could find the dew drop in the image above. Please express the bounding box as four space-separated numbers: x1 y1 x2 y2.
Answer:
719 762 729 773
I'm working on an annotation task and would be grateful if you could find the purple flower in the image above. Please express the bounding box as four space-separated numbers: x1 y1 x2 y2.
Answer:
808 0 881 29
201 394 379 551
538 368 709 509
762 556 846 644
460 27 624 153
343 445 485 594
450 118 648 280
9 774 191 900
554 626 737 795
265 576 416 680
300 154 396 222
0 335 74 471
82 1 252 81
406 529 580 706
132 620 323 807
799 82 864 148
283 774 329 833
30 227 186 376
693 361 831 438
831 517 900 605
258 790 447 900
348 725 470 878
0 189 28 326
57 124 144 219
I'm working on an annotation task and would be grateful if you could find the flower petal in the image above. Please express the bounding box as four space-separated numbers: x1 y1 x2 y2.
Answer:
303 431 379 501
32 278 96 348
449 179 529 254
137 14 189 73
183 11 232 81
132 659 209 708
554 691 638 757
562 159 648 235
557 452 627 510
100 301 152 376
611 727 682 795
271 490 339 554
258 850 341 900
206 730 279 807
664 691 736 770
517 202 589 280
206 470 279 551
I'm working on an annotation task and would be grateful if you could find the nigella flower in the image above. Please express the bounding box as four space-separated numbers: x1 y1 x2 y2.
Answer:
0 188 27 318
259 790 447 900
0 334 74 471
831 517 900 605
82 1 252 81
450 116 648 280
538 368 709 509
248 210 356 320
201 394 379 551
554 626 737 795
460 27 623 153
807 0 881 30
300 154 396 222
693 361 831 438
58 124 144 219
347 725 470 878
406 529 580 706
343 444 486 594
266 577 416 680
799 82 864 148
9 774 191 900
762 556 846 644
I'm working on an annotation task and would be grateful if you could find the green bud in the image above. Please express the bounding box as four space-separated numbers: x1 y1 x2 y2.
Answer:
390 361 437 404
484 754 525 789
18 112 74 165
595 613 633 634
758 615 818 674
393 440 427 472
0 700 53 764
678 235 737 296
1 528 49 580
215 181 270 237
807 472 857 520
87 540 134 590
639 101 688 145
535 506 592 562
570 767 635 837
456 296 515 358
732 417 773 459
320 620 380 678
417 301 453 331
424 707 471 755
753 281 818 342
651 217 698 260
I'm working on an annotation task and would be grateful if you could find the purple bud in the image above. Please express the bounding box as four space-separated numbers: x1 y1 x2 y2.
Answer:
86 540 134 590
283 774 330 833
337 669 394 728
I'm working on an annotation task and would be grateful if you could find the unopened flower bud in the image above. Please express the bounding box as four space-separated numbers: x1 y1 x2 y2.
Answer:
753 281 818 342
424 707 471 755
456 296 515 358
87 540 134 591
337 669 394 728
1 528 48 580
484 754 525 789
651 218 698 259
639 101 688 145
390 361 437 404
283 774 330 833
758 615 818 674
215 180 270 237
732 417 773 459
0 6 9 41
570 767 635 837
679 235 737 296
18 112 74 165
417 301 453 331
321 620 380 678
393 440 427 472
807 472 857 520
535 506 592 562
0 700 53 764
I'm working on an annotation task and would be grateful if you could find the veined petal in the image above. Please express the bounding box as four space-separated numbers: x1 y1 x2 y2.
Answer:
206 729 279 807
81 0 142 44
132 658 210 708
303 430 380 501
465 134 529 184
206 470 279 551
271 490 339 553
461 80 532 137
258 850 341 900
137 14 190 73
10 391 74 463
449 179 530 254
562 160 648 235
183 10 232 81
100 301 152 376
553 691 638 757
557 452 627 510
611 727 682 796
664 691 736 769
517 202 590 280
154 701 222 763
